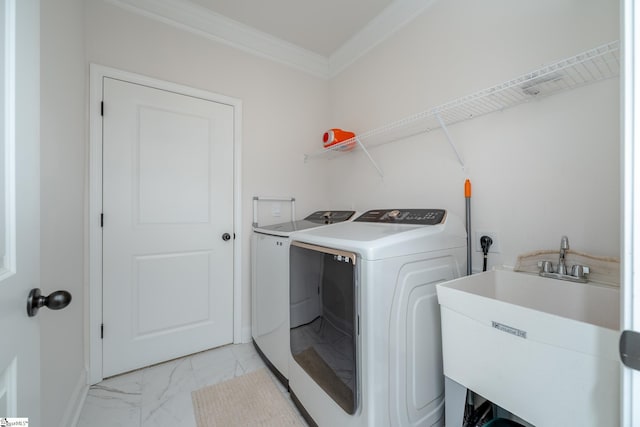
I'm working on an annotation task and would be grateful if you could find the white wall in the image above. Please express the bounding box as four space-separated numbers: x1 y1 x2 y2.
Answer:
40 0 87 425
326 0 620 271
84 0 331 340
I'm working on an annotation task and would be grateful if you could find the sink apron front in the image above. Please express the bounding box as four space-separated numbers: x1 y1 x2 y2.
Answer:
437 270 620 427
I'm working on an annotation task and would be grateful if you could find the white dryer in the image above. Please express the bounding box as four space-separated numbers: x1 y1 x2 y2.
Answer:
288 209 466 427
251 210 356 385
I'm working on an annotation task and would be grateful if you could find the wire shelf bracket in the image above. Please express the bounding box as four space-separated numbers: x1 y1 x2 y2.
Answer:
435 113 465 170
355 137 384 178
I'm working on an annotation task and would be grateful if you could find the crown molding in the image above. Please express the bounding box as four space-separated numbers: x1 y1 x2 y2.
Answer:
329 0 437 78
103 0 431 80
104 0 330 78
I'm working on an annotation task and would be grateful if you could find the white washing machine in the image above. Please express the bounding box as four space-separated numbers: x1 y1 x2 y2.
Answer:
288 209 466 427
251 210 356 385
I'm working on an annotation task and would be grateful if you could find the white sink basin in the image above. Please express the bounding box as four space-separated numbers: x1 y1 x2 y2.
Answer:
436 269 620 427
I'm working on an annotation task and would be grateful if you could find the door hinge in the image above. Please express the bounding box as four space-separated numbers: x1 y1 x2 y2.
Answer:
101 101 104 116
101 323 104 339
100 213 104 227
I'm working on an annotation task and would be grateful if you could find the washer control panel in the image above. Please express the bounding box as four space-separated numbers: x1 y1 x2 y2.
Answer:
305 210 356 224
355 209 446 225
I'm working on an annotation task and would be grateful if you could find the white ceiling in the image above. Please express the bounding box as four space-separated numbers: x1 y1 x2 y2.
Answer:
188 0 394 57
106 0 435 78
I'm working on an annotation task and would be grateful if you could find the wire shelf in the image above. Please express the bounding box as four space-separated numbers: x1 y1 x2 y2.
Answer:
306 41 620 161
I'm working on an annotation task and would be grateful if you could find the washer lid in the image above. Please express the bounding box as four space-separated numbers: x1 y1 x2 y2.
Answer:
253 219 326 236
253 210 356 237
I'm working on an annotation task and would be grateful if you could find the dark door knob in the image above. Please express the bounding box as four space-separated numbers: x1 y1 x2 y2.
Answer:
621 330 640 371
27 288 72 317
222 233 231 241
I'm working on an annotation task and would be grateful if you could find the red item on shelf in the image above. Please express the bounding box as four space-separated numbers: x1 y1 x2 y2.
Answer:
323 128 356 151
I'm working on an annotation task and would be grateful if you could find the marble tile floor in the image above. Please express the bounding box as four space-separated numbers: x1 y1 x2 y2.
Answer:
77 343 309 427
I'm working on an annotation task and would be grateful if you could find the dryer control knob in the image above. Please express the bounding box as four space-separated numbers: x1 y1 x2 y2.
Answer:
388 210 401 219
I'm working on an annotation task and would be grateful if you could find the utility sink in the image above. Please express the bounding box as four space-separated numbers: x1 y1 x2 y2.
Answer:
436 269 620 427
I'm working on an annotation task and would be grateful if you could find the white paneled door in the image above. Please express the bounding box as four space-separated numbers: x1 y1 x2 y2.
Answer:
0 0 40 424
102 77 234 377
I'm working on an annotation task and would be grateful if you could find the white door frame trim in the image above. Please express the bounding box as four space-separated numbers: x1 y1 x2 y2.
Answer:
622 1 639 424
88 64 243 384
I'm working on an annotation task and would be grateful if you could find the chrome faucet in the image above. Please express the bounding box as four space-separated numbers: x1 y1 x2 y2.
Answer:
556 236 569 275
537 235 589 283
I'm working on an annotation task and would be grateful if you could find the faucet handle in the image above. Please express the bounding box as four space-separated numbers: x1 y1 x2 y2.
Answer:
571 264 590 278
538 260 554 273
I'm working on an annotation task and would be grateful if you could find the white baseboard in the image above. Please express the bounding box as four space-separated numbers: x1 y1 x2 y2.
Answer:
60 369 89 427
